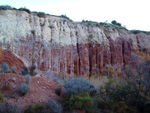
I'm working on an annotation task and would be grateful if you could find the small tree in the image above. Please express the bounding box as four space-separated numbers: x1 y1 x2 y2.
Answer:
111 20 117 25
111 20 122 27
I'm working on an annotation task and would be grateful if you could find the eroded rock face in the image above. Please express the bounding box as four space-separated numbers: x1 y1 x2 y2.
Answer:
0 10 150 76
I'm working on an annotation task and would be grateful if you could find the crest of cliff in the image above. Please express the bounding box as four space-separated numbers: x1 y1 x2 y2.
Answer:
0 6 150 76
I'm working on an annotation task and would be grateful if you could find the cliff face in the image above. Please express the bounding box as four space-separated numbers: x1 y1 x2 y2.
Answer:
0 10 150 76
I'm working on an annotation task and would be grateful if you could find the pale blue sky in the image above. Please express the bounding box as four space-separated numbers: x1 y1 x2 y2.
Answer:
0 0 150 31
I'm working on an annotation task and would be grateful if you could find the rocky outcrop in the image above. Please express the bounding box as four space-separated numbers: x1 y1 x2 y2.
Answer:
0 10 150 76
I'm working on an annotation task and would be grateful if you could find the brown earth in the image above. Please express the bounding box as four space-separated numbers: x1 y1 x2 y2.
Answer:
0 73 64 109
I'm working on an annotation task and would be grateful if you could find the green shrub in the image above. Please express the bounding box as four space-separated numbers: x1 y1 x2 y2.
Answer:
19 66 29 76
37 12 46 18
48 100 63 113
24 104 45 113
25 74 31 84
19 65 36 76
104 79 139 105
111 20 122 27
97 97 137 113
62 77 92 110
0 5 15 10
31 30 35 35
18 7 30 13
59 15 72 21
24 103 62 113
0 102 18 113
62 92 92 110
17 83 30 96
89 85 97 96
0 92 4 102
0 62 10 73
11 66 17 74
29 65 36 76
64 77 90 96
82 20 101 27
97 78 150 112
111 20 117 25
88 33 94 39
131 30 150 35
74 92 92 109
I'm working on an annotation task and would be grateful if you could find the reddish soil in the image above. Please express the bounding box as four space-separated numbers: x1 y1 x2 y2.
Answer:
0 50 24 72
0 73 64 109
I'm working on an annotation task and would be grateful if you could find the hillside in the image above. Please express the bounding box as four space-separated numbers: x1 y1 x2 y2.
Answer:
0 73 63 110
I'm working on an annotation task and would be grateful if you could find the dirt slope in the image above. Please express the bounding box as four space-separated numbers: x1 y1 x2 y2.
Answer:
0 73 64 108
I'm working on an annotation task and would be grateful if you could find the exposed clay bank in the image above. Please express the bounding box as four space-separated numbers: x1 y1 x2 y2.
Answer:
0 10 150 76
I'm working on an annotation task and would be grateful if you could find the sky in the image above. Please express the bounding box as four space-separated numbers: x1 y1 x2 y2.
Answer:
0 0 150 31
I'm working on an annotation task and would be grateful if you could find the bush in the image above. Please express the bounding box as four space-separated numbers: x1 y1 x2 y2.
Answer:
74 92 92 109
88 33 94 39
0 92 4 102
111 20 122 27
131 30 149 35
24 104 45 113
31 30 35 35
48 100 63 113
19 66 29 76
11 66 16 73
29 65 36 76
17 83 30 96
89 85 97 96
0 102 18 113
59 15 72 21
63 77 90 96
111 20 117 25
0 5 15 10
62 92 92 110
97 98 137 113
0 62 10 73
37 12 46 18
62 77 92 110
25 74 31 84
103 79 139 105
86 97 99 113
19 65 36 76
97 78 150 112
18 7 30 13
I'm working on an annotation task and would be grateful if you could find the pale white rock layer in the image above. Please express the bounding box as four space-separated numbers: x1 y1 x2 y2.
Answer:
0 10 120 47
